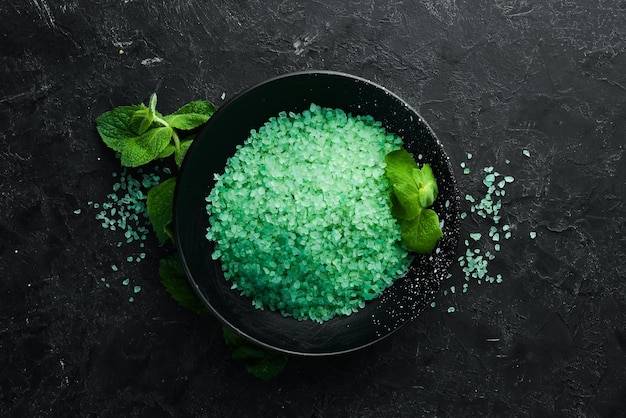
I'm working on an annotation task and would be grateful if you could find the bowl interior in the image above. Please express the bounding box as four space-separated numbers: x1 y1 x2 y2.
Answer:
174 71 460 356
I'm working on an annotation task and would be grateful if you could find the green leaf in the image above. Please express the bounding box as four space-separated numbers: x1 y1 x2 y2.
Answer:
384 149 443 254
147 176 177 245
163 100 217 130
222 325 241 346
159 253 210 314
95 105 143 152
129 104 154 135
120 126 173 167
392 182 421 220
222 326 287 380
384 148 418 186
400 208 443 254
415 164 438 208
175 138 194 168
148 92 158 113
164 220 175 242
157 143 176 159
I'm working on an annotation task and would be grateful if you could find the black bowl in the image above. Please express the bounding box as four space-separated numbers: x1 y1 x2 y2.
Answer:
174 71 460 356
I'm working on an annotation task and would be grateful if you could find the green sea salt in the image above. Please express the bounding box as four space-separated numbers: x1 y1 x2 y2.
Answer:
205 103 413 323
455 157 519 296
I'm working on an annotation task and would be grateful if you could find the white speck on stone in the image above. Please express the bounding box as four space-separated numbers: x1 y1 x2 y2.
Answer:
112 40 133 48
293 33 318 55
141 57 163 66
523 149 531 157
221 92 226 100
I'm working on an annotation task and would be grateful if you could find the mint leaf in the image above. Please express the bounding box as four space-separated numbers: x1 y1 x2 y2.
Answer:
121 126 173 167
157 143 175 159
148 92 157 113
159 253 210 314
164 220 175 242
147 176 176 245
392 182 421 220
384 148 418 185
385 148 442 254
175 138 194 168
400 208 443 253
95 105 143 152
222 326 287 380
415 164 438 208
129 104 154 135
163 100 216 130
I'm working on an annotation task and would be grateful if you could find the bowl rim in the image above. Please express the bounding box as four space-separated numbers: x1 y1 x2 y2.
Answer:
173 70 459 356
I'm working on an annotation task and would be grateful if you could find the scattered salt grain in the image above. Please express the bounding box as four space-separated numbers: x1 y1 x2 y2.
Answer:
454 156 517 296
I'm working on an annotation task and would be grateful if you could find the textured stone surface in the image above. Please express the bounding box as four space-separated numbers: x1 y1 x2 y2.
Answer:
1 1 625 416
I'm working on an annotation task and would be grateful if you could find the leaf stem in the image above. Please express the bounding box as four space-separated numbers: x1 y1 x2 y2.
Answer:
153 115 170 128
153 115 180 151
171 130 181 151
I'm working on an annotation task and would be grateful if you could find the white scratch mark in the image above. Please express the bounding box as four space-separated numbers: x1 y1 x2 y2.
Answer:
141 57 163 67
32 0 55 28
112 40 133 49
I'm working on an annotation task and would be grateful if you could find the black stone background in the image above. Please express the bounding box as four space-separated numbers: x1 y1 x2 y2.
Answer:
1 1 625 417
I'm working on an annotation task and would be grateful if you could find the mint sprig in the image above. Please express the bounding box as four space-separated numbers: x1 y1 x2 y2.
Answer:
384 148 443 253
95 93 215 168
95 93 288 380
